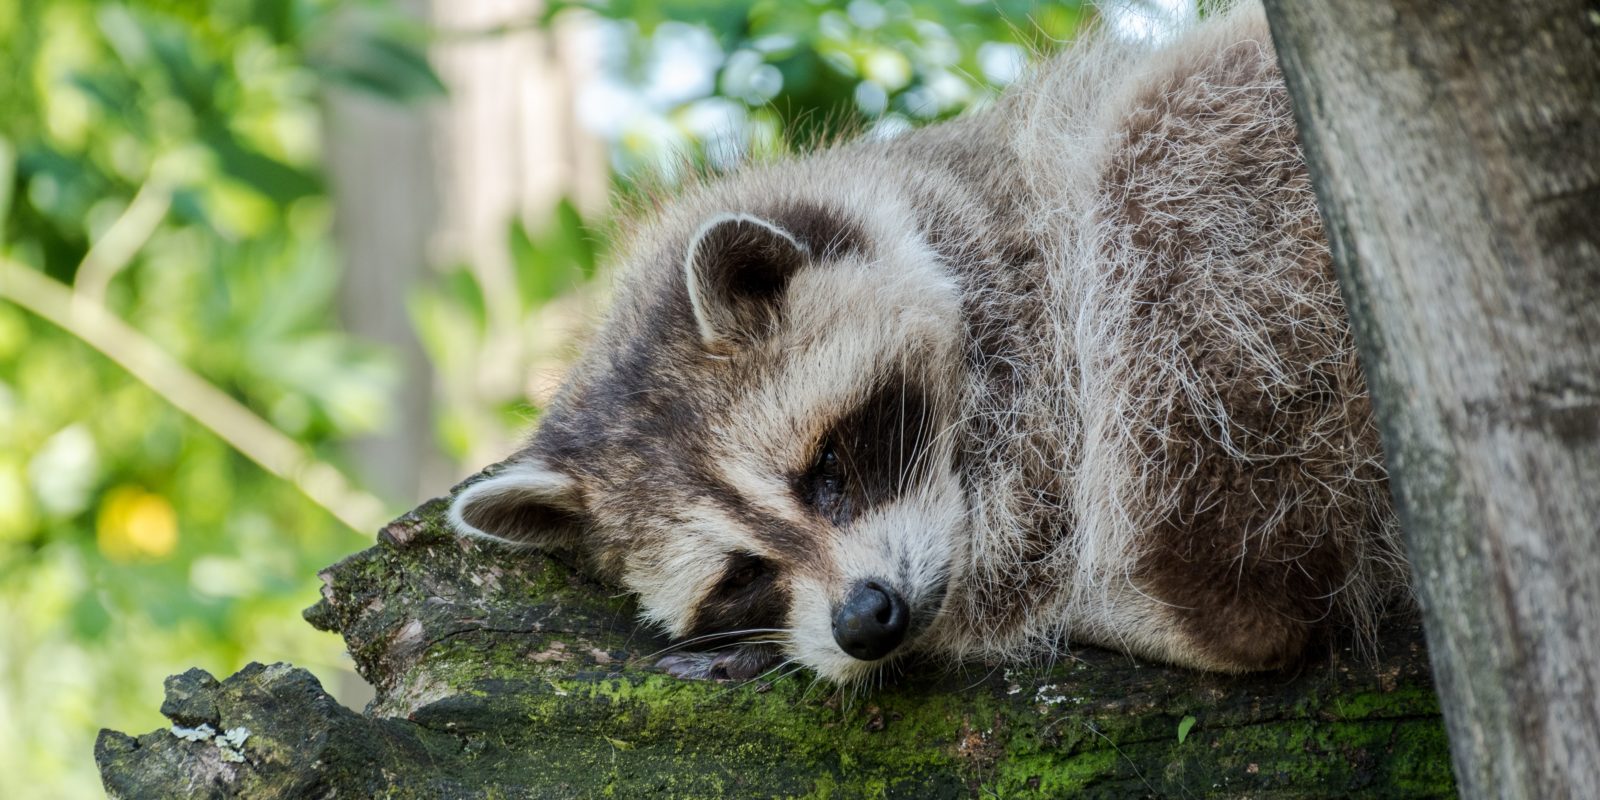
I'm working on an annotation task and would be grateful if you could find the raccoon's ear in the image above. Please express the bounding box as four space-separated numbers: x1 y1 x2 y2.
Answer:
448 459 587 549
684 213 809 346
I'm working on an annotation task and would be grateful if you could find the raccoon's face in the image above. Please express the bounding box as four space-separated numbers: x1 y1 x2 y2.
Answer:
449 200 971 684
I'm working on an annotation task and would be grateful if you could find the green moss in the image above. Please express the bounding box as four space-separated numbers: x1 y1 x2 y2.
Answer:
1328 685 1442 720
100 495 1460 799
988 748 1119 797
372 619 1459 798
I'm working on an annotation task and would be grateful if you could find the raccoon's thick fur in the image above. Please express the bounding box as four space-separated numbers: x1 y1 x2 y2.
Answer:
449 3 1409 685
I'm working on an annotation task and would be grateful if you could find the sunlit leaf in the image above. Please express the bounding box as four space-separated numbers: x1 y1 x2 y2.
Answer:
250 0 298 45
509 217 581 310
70 591 112 639
553 199 599 278
167 187 216 231
143 16 220 113
96 485 179 562
67 72 143 122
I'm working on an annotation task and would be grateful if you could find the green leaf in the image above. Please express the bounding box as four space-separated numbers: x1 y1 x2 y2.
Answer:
554 199 599 278
408 290 479 375
440 266 488 337
312 28 447 103
200 123 321 205
250 0 297 44
509 216 583 311
70 590 112 639
143 18 220 114
508 217 544 308
504 199 601 311
67 72 142 120
1177 715 1197 744
167 188 216 232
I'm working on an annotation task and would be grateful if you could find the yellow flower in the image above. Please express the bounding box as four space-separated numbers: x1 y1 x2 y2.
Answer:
97 486 178 561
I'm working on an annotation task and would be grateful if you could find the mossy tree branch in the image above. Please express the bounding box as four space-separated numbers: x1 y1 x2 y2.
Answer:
98 482 1454 798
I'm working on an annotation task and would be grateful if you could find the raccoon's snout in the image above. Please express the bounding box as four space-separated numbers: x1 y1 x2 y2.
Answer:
832 580 910 661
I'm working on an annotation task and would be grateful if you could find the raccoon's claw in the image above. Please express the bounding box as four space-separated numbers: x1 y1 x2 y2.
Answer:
656 647 779 682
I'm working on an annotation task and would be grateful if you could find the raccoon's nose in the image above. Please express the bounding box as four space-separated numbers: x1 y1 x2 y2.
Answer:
832 580 910 661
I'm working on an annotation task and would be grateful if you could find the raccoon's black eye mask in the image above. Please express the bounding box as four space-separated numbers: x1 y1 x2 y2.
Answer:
685 552 784 637
791 374 935 528
799 443 850 525
718 552 770 593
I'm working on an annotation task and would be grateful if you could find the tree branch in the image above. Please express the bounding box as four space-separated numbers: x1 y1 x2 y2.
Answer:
97 489 1456 798
0 258 390 533
72 181 172 302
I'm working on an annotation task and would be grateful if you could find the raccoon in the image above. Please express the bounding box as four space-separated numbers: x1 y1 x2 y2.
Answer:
447 3 1409 686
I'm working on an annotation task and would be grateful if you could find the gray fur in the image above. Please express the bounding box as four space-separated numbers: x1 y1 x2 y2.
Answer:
451 3 1409 685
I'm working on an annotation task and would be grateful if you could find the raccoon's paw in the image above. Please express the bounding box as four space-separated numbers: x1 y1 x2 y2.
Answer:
656 647 780 682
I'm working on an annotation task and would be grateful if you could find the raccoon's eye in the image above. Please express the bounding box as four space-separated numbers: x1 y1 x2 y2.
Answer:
800 442 849 523
719 552 770 594
816 446 843 488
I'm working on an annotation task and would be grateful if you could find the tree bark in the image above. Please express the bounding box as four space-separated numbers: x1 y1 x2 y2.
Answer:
1260 3 1600 798
97 482 1454 798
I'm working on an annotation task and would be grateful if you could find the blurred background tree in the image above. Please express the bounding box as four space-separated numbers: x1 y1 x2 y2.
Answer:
0 0 1213 795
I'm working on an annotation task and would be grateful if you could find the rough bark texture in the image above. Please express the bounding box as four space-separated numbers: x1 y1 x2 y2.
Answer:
98 488 1454 798
1260 3 1600 799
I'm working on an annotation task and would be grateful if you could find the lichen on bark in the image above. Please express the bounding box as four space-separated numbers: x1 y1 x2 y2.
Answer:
97 494 1456 798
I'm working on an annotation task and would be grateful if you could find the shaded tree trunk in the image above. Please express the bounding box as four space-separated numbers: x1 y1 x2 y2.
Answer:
1260 3 1600 798
324 0 445 509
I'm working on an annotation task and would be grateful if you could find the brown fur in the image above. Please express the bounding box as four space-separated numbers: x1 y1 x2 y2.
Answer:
448 4 1410 683
1089 29 1395 669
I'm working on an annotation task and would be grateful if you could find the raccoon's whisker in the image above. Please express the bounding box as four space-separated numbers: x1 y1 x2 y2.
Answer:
1081 720 1176 800
703 658 795 700
696 658 802 707
896 414 947 495
897 367 910 495
958 662 1006 693
894 413 968 505
734 658 800 692
780 663 810 683
752 664 810 694
893 365 924 497
635 628 793 663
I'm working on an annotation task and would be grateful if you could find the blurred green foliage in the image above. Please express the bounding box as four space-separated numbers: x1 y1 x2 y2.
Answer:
0 0 1084 795
0 1 439 796
564 0 1089 178
413 196 609 462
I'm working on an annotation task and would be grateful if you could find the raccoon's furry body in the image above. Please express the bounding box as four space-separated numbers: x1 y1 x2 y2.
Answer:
450 4 1409 683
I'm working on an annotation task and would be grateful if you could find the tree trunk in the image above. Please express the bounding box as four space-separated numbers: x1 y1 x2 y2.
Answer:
327 0 609 506
427 0 609 472
325 78 444 508
1259 3 1600 798
96 484 1454 798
